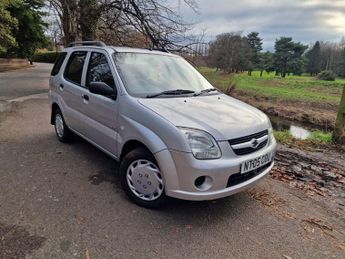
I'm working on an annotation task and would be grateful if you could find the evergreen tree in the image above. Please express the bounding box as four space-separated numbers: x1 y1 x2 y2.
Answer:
305 41 321 76
0 0 18 55
6 0 48 58
247 32 263 75
261 51 275 75
289 42 308 75
274 37 307 77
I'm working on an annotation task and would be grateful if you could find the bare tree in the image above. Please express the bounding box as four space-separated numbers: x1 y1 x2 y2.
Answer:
319 41 342 72
46 0 198 49
47 0 79 45
208 32 251 73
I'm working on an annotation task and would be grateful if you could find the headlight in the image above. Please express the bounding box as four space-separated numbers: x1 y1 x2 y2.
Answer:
266 117 274 143
178 127 221 159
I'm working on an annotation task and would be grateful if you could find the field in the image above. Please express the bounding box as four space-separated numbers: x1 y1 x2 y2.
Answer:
199 67 344 104
199 67 344 130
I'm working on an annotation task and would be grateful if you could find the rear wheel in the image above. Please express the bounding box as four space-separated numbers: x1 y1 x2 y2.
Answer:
120 147 168 208
54 108 73 142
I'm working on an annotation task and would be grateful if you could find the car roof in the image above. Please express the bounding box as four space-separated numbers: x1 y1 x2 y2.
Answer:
111 46 175 56
62 45 177 57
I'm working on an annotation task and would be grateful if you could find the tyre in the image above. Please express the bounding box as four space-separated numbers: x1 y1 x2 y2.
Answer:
54 108 73 143
120 147 168 208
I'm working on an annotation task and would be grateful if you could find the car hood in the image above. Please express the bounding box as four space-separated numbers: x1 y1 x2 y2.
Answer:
138 94 270 141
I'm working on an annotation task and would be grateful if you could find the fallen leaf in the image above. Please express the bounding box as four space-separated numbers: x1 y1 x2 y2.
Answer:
302 217 333 231
337 242 345 251
86 248 91 259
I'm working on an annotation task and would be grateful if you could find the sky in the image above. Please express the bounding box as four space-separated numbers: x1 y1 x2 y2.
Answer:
181 0 345 50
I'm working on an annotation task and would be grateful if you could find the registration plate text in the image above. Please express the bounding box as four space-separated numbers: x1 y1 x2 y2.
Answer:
241 152 272 174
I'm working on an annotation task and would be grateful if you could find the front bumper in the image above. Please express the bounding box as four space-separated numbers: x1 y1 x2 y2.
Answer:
154 137 277 201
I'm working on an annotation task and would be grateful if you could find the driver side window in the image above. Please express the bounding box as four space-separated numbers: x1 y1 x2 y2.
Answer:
87 52 115 89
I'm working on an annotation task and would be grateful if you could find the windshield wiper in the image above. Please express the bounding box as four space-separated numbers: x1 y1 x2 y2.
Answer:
146 89 195 98
193 88 219 96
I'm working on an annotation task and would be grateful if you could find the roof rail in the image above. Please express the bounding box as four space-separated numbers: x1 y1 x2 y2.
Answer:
67 41 106 48
147 48 170 53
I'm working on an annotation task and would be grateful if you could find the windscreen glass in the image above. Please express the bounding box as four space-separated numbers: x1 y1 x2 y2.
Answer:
113 53 213 97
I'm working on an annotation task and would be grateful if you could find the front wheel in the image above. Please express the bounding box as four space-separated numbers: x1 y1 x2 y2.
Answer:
119 148 168 208
54 108 73 143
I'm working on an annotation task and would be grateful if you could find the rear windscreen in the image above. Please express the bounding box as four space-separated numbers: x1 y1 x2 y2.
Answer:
51 52 67 76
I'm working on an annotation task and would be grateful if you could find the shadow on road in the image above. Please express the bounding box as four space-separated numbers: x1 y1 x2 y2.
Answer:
65 134 250 224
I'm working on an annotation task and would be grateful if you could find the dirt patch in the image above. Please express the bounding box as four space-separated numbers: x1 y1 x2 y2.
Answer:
271 146 345 211
248 188 287 207
230 89 337 130
88 167 121 190
0 223 46 258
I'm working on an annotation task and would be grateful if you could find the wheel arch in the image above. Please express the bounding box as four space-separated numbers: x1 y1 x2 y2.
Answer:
120 140 152 160
51 102 60 125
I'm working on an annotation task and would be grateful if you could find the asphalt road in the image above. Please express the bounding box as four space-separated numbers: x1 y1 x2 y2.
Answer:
0 65 344 259
0 63 52 101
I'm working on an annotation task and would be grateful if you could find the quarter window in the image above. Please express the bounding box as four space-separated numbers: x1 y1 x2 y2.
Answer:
87 52 115 88
64 51 87 85
51 52 67 76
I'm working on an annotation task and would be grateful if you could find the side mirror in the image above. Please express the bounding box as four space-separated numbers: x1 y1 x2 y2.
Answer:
89 82 117 99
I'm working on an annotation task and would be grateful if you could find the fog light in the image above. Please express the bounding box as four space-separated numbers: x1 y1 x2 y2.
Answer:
194 176 212 191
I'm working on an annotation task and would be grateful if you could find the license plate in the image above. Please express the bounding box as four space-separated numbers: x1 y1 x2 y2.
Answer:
241 152 272 174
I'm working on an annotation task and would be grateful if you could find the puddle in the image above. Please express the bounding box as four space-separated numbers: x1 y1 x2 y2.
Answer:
270 116 312 140
88 168 120 190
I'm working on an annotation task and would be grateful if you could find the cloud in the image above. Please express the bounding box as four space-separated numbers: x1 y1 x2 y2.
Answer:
181 0 345 50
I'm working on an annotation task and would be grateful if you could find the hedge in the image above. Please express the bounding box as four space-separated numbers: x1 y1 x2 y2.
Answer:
317 70 336 81
32 52 59 63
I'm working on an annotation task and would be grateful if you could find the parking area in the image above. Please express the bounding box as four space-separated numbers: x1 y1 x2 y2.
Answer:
0 65 344 258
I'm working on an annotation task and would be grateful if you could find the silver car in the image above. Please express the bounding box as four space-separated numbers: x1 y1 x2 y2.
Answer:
49 41 277 208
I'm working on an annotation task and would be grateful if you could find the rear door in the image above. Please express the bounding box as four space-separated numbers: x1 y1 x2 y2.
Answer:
61 51 90 136
82 50 119 156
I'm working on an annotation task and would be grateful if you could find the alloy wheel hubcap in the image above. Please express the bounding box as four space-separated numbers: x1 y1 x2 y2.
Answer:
55 114 64 138
126 159 164 201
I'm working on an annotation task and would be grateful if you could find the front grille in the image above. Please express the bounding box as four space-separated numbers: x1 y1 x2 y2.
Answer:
226 161 272 187
229 130 268 156
231 140 268 156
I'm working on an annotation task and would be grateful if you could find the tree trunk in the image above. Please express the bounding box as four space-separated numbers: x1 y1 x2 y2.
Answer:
79 0 100 41
60 0 79 45
334 85 345 144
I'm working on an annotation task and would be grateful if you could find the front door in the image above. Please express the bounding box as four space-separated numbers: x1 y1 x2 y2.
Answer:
82 51 119 156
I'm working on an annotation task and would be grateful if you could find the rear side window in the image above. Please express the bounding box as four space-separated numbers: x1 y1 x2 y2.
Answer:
64 51 87 85
51 52 67 76
86 52 115 88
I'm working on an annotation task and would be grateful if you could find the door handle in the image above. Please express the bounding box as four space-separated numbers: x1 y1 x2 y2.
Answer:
82 94 89 101
59 84 64 89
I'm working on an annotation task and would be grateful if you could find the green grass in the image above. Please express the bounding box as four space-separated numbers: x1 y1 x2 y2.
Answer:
273 130 333 145
199 67 345 104
273 130 293 143
310 131 333 143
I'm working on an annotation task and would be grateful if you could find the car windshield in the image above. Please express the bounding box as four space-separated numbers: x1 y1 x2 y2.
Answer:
113 52 215 97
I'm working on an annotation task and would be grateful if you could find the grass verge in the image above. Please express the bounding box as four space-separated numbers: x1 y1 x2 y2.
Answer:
199 67 344 104
274 130 333 149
